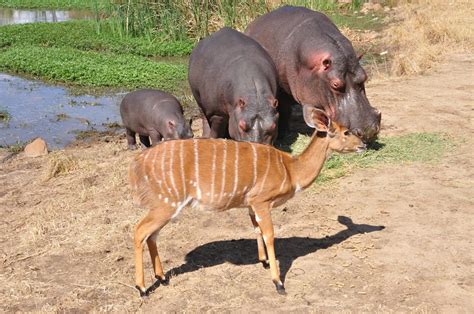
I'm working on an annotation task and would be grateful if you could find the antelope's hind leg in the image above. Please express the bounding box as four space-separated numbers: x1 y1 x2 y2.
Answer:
134 208 172 297
252 204 285 295
249 208 269 269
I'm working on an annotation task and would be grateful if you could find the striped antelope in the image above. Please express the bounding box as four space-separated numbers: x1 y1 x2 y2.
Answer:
129 108 366 297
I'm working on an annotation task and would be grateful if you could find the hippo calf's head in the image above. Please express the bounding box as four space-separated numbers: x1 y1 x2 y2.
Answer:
228 97 279 145
292 44 381 143
163 117 194 140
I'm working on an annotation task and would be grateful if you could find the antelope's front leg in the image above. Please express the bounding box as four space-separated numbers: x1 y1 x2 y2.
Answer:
248 208 269 268
251 203 285 295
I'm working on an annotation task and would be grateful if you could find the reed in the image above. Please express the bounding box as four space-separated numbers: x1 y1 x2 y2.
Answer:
94 0 365 41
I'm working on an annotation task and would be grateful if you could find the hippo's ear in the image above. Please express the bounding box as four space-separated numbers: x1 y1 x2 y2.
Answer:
237 98 246 108
270 98 278 108
168 120 176 129
304 106 330 132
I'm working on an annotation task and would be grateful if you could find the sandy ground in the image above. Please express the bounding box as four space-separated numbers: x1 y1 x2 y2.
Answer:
1 54 473 312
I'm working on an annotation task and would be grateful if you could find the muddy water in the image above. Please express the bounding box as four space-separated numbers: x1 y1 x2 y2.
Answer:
0 73 125 149
0 8 94 25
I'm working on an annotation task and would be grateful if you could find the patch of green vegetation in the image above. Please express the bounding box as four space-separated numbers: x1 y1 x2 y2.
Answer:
5 141 25 154
0 20 194 57
0 0 105 10
0 109 11 123
0 45 187 91
287 132 452 184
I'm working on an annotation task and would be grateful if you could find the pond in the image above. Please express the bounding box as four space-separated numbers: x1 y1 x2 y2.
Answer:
0 73 125 149
0 7 94 25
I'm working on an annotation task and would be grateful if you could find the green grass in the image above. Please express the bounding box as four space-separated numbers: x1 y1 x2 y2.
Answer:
0 20 194 57
0 109 11 123
0 45 187 90
0 0 105 10
287 132 452 184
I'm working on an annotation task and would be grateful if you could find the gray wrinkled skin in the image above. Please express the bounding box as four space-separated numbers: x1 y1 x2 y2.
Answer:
246 5 381 142
189 27 279 144
120 89 193 149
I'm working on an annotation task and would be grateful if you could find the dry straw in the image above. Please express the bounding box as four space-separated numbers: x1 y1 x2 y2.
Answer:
384 0 474 76
44 152 78 180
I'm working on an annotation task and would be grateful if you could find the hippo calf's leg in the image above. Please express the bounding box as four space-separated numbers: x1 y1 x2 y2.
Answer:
209 115 229 139
126 128 137 150
139 135 151 148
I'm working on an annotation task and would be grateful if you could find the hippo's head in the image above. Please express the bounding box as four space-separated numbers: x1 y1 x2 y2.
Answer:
228 97 279 144
289 43 381 143
163 117 194 140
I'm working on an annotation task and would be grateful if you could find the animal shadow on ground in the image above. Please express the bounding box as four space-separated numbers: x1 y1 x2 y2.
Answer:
164 216 385 286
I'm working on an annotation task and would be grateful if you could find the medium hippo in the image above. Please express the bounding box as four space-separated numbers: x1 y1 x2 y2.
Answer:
188 27 279 144
120 89 193 149
245 5 381 142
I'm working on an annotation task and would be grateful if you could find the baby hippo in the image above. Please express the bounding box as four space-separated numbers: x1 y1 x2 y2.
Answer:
120 89 193 149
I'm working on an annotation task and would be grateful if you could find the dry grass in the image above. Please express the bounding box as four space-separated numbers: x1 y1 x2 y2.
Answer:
44 152 79 180
384 0 474 76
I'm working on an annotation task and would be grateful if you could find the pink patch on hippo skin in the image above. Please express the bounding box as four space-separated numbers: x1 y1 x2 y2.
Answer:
308 52 332 72
239 119 247 132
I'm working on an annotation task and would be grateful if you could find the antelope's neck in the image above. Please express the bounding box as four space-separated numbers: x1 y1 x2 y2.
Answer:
290 132 330 190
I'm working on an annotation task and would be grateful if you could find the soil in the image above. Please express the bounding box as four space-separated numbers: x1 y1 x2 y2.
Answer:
1 54 473 312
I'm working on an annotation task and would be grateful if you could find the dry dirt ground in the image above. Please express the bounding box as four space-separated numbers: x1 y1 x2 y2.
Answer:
1 54 473 312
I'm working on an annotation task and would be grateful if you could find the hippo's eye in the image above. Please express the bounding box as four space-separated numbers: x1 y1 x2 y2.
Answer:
343 130 351 136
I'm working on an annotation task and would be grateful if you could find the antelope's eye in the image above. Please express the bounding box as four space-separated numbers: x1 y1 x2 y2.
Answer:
343 130 351 136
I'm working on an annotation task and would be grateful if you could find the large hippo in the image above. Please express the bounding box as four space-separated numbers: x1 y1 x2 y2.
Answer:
120 89 193 149
188 27 279 144
245 5 381 142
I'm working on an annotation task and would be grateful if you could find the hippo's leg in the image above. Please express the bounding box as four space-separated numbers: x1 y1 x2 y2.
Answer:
126 128 137 150
202 117 211 138
149 131 162 146
277 91 294 138
209 115 229 139
139 135 151 148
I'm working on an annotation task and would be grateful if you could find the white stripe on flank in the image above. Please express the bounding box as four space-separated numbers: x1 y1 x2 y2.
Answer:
210 142 217 202
279 154 287 192
217 140 227 204
168 141 180 199
179 140 186 197
251 143 257 187
171 196 192 219
258 146 272 194
161 143 170 197
224 141 239 208
150 149 162 191
193 139 201 199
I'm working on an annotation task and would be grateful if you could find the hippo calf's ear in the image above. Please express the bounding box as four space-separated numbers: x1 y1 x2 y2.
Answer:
237 98 246 108
304 106 330 132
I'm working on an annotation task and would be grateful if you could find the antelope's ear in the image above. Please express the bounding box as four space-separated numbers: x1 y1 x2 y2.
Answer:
303 106 331 132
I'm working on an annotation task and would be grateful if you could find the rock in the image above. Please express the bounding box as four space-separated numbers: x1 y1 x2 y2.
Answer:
24 138 48 157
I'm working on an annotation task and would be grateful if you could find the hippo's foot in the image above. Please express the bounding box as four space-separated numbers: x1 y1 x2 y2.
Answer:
274 281 286 295
261 260 270 269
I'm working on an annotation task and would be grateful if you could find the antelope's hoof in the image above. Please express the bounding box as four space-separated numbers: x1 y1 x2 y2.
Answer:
275 282 286 295
261 261 270 269
136 286 148 298
157 275 170 286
